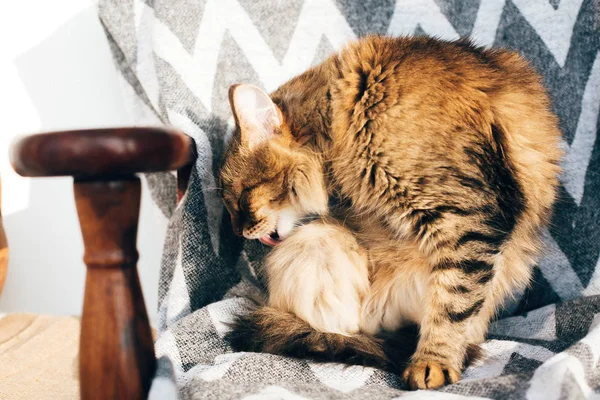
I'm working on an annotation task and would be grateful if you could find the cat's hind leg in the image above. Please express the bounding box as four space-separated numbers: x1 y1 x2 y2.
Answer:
226 219 393 369
265 219 370 335
401 224 535 390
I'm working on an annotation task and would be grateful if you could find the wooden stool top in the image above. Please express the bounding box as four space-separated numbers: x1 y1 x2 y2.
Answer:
10 127 194 178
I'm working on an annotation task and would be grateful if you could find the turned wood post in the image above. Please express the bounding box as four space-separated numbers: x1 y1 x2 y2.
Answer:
9 128 195 400
75 177 154 400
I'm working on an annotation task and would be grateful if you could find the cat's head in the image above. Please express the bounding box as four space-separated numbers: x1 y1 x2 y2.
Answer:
219 84 328 246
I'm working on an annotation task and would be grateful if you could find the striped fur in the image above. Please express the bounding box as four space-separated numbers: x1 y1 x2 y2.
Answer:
219 35 562 390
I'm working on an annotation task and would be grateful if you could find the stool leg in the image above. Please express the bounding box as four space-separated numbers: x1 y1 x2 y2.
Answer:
74 177 155 400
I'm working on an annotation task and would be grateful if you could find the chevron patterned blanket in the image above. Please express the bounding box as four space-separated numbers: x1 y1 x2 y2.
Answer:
98 1 600 398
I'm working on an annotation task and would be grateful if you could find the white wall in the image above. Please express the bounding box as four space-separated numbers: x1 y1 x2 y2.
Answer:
0 1 166 325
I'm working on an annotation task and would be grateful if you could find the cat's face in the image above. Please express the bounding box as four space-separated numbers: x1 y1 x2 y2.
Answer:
219 84 328 246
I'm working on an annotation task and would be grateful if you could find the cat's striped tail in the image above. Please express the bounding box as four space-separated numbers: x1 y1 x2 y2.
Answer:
225 306 422 373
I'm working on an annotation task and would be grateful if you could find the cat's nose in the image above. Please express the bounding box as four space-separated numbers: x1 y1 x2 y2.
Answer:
231 215 243 236
233 229 243 237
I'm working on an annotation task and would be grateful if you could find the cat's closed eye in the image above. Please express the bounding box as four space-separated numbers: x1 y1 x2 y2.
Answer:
238 189 250 211
222 195 238 215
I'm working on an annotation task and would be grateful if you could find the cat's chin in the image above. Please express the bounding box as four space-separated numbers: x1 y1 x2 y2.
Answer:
258 231 282 247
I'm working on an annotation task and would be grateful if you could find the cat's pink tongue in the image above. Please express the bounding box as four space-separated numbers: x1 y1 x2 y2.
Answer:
259 233 280 247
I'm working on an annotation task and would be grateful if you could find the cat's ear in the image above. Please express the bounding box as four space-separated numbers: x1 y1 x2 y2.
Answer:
228 84 283 149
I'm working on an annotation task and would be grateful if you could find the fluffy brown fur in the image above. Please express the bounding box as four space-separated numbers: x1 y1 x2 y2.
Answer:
226 306 411 371
219 35 562 390
225 302 482 375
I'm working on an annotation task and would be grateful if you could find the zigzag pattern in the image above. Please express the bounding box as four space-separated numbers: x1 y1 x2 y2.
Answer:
134 0 600 305
98 0 600 397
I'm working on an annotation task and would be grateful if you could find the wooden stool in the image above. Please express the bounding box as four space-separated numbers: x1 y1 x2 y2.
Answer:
10 128 195 400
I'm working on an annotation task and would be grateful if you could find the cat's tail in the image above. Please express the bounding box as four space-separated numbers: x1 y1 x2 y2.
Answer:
225 306 420 373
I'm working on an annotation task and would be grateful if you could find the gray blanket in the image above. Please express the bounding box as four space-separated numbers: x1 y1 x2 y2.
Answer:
98 0 600 398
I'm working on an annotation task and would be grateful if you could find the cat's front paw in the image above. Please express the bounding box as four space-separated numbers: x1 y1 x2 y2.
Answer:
402 360 460 390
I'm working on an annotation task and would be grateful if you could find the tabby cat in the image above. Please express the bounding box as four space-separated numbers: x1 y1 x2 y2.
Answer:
219 35 562 390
